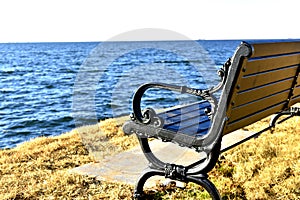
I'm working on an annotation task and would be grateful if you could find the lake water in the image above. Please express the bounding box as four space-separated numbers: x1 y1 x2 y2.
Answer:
0 40 244 148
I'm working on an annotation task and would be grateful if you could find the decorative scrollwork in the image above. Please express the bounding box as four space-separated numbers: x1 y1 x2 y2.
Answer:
131 107 164 128
208 58 231 94
290 107 300 115
182 86 210 98
142 108 164 127
165 163 187 181
218 58 231 82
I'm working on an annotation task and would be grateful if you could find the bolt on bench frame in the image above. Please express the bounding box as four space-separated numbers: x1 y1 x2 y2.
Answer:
123 41 300 199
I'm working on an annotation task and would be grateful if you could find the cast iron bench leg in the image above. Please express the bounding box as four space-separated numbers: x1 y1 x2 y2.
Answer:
134 168 221 200
187 175 221 200
270 107 300 132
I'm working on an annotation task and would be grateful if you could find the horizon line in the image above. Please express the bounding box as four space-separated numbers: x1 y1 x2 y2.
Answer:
1 38 299 44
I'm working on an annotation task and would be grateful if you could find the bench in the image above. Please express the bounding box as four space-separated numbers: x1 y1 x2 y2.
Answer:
122 41 300 199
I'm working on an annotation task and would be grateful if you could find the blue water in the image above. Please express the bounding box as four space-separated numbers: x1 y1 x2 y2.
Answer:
0 40 242 149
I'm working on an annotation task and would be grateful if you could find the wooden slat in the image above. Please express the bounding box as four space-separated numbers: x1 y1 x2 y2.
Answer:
229 90 290 123
161 101 209 117
292 86 300 97
162 109 205 123
224 102 286 135
289 95 300 106
183 122 210 136
169 109 205 120
164 113 207 128
288 72 300 107
164 118 209 134
296 75 300 86
235 78 294 107
245 53 300 75
251 41 300 58
159 101 211 136
239 65 298 91
178 120 210 135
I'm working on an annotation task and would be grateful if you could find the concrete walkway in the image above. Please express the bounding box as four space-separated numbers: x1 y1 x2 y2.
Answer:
71 130 255 187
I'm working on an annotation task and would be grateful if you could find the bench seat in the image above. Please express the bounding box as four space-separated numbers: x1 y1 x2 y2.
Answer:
158 101 211 137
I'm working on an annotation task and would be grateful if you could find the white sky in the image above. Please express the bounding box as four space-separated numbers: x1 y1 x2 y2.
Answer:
0 0 299 42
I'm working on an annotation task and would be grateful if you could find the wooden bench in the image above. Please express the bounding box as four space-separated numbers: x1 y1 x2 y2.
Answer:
122 41 300 199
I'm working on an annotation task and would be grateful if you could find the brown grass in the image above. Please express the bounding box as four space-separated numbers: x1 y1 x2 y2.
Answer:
0 114 299 199
215 116 300 200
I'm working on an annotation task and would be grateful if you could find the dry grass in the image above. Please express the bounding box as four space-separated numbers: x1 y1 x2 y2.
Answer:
0 126 133 200
0 114 299 199
215 116 300 200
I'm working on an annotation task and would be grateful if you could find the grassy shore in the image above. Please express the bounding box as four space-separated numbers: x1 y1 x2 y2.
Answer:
0 115 299 199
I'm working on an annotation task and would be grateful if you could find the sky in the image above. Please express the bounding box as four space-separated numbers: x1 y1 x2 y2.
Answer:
0 0 299 42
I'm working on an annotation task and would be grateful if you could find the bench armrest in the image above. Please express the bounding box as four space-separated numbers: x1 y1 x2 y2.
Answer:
130 59 231 124
131 82 217 125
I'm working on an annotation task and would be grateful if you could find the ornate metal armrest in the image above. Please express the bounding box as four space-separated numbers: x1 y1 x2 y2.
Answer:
130 58 231 125
130 83 209 124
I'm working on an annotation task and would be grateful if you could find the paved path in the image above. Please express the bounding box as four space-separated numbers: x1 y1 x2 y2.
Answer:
71 130 255 187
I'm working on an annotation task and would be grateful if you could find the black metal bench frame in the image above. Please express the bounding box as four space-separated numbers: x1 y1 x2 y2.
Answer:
123 41 300 199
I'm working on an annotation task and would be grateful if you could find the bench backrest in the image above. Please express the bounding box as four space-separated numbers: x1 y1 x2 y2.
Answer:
220 41 300 135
